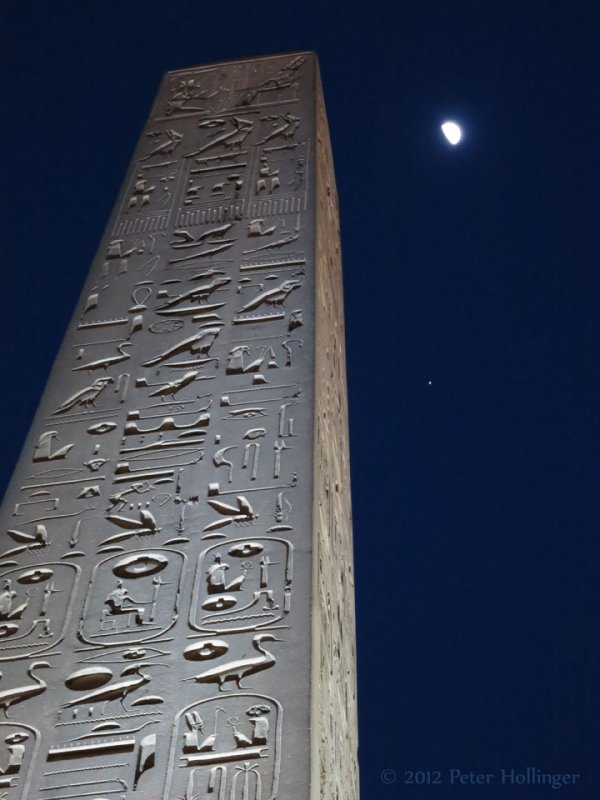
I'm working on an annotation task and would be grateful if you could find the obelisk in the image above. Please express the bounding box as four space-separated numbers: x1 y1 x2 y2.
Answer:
0 52 358 800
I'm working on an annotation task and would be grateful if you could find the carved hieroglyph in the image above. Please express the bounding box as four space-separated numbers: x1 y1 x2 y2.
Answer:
0 52 358 800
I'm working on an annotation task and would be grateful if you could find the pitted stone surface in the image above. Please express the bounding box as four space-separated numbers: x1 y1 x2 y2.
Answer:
312 72 359 800
0 52 357 800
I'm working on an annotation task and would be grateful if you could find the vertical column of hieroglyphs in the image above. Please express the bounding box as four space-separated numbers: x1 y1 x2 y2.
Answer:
0 53 321 799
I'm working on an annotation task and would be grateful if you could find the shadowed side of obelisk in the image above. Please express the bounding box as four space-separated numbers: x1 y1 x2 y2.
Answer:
311 66 359 800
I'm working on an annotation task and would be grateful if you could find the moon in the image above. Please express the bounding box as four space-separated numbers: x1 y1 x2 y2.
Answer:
441 121 462 145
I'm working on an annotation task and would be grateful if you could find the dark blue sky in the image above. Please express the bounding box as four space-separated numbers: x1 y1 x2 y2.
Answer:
2 2 599 796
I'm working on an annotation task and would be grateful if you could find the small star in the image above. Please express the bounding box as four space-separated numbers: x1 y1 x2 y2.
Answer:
428 381 432 385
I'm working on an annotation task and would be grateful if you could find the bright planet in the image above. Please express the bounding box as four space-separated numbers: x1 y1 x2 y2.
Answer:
441 121 462 145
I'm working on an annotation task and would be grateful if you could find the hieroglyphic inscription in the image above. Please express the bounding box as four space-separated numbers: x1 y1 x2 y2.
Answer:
0 52 357 799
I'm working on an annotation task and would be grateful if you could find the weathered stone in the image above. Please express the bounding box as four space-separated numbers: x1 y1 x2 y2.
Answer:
0 52 357 800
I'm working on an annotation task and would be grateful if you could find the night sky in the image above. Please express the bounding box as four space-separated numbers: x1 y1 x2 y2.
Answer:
2 2 599 796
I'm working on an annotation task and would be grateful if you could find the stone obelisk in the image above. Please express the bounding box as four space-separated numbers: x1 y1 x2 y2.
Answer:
0 52 358 800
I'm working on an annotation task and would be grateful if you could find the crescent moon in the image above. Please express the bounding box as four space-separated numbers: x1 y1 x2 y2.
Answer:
441 121 462 145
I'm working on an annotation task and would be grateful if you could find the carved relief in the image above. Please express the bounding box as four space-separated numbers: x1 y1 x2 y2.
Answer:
52 377 114 415
43 646 165 795
182 632 281 691
190 538 292 634
236 279 301 315
142 326 223 368
0 51 357 800
0 563 80 661
164 694 282 800
32 432 74 463
0 663 52 717
0 722 39 798
203 496 259 534
164 76 220 117
79 549 185 646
